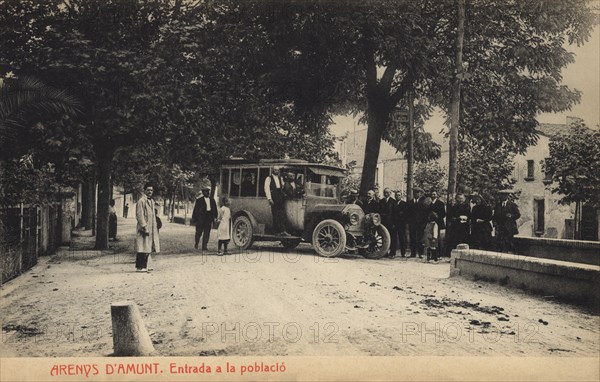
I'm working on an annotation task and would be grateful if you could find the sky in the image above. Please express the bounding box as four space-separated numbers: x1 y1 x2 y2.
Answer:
330 26 600 141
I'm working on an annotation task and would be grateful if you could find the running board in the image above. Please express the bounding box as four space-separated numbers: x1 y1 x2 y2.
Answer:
254 234 303 241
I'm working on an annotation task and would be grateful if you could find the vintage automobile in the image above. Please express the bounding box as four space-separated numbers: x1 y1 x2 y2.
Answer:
219 159 391 258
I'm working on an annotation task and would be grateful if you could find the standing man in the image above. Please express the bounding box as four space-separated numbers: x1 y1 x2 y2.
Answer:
430 190 446 256
379 188 397 258
135 183 160 272
407 187 426 258
445 193 471 257
264 166 289 236
492 190 521 253
192 186 218 250
363 189 381 214
394 191 408 257
346 189 363 208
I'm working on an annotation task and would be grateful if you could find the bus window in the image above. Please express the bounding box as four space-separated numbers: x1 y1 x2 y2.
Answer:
220 169 230 196
230 168 241 197
258 168 270 197
241 168 258 197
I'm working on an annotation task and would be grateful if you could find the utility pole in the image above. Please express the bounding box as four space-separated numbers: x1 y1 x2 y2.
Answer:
447 0 465 199
406 90 415 200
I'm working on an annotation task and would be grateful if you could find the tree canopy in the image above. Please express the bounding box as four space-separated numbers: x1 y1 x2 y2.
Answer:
544 122 600 207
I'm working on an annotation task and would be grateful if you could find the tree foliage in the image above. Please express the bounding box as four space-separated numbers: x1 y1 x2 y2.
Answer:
412 162 447 194
544 122 600 207
238 0 597 194
457 135 516 201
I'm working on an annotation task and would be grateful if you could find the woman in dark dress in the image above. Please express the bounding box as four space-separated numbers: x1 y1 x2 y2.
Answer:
469 194 493 250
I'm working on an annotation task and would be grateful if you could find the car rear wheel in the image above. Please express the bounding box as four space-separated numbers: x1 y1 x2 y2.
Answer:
232 215 254 250
361 225 391 259
312 219 347 258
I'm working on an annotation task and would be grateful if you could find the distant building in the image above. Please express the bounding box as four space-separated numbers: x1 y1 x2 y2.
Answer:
339 127 449 194
336 117 598 240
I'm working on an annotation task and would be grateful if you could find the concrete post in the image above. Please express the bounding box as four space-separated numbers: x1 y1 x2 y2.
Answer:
111 301 155 356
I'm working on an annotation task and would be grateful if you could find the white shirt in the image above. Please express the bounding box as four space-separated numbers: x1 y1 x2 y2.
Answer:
264 175 281 201
204 196 211 211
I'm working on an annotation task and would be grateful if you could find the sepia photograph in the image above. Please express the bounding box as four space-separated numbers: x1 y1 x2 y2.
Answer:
1 0 599 381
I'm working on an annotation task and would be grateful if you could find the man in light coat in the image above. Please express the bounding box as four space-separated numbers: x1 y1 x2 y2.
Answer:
135 183 160 272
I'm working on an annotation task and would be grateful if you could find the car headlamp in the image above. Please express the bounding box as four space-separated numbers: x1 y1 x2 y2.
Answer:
349 213 360 225
372 213 381 226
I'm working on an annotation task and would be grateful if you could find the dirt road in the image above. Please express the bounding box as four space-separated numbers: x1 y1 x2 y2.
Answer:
1 218 598 357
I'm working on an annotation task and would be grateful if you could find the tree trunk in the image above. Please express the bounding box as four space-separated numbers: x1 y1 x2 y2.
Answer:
82 175 95 231
406 91 415 200
95 148 114 250
359 110 388 196
447 0 465 199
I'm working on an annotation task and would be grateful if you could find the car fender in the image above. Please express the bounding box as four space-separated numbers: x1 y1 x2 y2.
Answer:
304 210 346 242
232 210 260 233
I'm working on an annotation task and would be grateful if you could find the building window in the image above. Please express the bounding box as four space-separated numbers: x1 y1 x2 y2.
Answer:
525 160 535 181
534 199 545 236
543 158 553 184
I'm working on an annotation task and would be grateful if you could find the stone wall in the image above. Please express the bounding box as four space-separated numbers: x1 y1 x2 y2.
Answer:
450 248 600 308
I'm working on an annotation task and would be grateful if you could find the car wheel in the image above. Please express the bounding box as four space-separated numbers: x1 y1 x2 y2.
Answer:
281 239 301 249
312 219 347 258
232 215 254 250
361 225 391 259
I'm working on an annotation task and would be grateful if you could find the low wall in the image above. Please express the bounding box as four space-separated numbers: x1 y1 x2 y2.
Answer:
515 236 600 266
450 248 600 308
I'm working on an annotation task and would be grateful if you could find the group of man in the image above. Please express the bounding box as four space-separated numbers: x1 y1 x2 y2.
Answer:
346 186 521 259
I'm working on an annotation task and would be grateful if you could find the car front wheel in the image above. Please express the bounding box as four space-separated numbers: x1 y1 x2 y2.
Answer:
312 219 347 258
361 225 391 259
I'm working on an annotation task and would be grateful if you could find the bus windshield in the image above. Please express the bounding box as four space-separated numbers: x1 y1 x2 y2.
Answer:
305 169 341 198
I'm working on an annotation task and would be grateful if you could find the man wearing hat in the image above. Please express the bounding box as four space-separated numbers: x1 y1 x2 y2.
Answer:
346 189 363 208
192 185 218 250
264 166 289 236
379 188 397 258
492 190 521 252
393 191 408 257
407 187 426 258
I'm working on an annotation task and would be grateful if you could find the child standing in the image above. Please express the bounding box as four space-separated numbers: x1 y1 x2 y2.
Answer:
422 212 439 263
217 196 232 255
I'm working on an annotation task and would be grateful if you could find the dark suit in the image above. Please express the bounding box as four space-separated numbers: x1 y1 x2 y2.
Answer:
379 197 397 257
430 199 446 230
363 198 381 215
265 175 286 234
492 201 521 252
394 200 409 256
407 197 427 257
445 202 470 256
430 198 446 255
470 204 493 250
192 196 218 250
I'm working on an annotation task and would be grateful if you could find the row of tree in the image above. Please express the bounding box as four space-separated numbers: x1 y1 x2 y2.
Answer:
1 0 598 248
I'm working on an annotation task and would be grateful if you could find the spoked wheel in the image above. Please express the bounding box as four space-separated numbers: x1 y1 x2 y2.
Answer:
232 215 254 250
360 225 391 259
311 219 347 258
